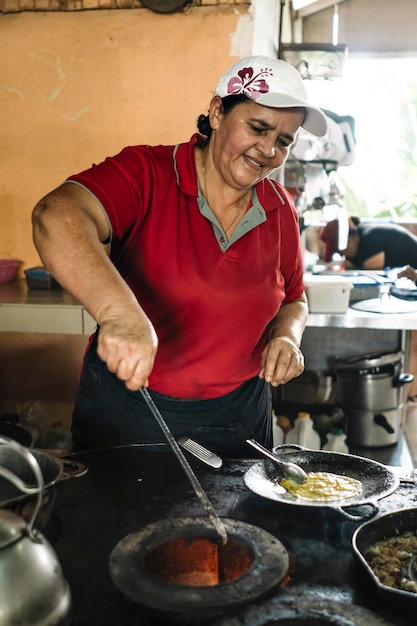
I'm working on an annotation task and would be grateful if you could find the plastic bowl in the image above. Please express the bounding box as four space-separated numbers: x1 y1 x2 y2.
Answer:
24 266 60 290
0 260 20 284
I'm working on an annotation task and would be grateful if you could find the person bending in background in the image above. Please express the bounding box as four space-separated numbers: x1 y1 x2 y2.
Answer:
30 56 328 456
321 217 417 402
320 215 417 270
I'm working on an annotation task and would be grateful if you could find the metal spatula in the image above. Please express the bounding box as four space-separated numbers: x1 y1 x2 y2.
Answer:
178 437 223 469
140 387 227 545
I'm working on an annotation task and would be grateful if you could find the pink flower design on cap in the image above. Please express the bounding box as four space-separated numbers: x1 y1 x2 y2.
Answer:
227 66 272 101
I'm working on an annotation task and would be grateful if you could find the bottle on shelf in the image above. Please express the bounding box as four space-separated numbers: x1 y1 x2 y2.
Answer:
285 411 321 450
322 427 349 453
311 406 346 447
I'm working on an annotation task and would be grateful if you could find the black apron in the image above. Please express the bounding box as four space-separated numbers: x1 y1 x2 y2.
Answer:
71 332 272 458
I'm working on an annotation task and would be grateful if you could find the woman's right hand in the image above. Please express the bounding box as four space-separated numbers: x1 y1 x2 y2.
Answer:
96 311 159 391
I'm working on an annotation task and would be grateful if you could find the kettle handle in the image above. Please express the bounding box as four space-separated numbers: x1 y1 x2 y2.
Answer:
0 435 44 542
0 466 40 495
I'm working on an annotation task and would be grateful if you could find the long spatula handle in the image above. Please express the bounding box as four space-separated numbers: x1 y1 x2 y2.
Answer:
140 387 227 545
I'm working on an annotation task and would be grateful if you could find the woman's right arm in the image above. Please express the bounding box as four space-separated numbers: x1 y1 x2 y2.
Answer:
32 182 158 390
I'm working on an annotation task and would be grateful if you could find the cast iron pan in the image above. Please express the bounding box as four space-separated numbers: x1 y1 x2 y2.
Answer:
0 421 32 447
352 507 417 613
243 444 399 521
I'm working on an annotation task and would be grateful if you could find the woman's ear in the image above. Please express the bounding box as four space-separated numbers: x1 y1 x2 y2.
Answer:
208 96 223 131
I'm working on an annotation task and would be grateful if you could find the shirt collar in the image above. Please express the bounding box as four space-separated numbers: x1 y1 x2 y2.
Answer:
172 133 203 197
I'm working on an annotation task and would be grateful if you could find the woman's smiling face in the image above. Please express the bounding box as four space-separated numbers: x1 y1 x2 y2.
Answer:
209 97 304 190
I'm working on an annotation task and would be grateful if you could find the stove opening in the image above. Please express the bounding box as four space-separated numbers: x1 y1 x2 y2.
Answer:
144 536 254 586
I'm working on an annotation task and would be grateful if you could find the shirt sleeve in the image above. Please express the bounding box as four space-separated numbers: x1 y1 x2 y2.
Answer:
66 144 173 238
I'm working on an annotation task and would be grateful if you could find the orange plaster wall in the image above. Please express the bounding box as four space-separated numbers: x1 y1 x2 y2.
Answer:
0 6 249 271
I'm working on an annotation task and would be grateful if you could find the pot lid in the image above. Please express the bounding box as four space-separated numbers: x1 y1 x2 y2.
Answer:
0 509 25 549
334 350 403 371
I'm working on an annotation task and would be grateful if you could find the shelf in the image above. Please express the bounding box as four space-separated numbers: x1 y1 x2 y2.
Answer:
0 279 96 335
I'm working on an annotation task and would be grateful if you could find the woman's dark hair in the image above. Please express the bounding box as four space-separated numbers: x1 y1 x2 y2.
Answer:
197 94 250 140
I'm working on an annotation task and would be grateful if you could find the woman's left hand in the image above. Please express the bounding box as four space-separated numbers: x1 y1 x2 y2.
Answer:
259 336 305 387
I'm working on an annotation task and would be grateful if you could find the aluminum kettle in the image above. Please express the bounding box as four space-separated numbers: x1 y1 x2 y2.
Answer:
0 436 72 626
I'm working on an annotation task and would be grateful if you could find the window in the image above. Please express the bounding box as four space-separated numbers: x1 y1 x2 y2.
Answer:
306 55 417 220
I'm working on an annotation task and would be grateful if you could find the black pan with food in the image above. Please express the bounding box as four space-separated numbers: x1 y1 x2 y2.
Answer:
352 507 417 613
243 444 399 521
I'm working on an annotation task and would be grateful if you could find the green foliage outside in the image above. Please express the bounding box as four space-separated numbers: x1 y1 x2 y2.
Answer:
337 75 417 221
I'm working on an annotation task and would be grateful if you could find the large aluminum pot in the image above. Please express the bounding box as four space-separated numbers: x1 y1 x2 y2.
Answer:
0 437 87 529
344 405 404 448
334 350 413 411
335 368 413 412
243 444 399 521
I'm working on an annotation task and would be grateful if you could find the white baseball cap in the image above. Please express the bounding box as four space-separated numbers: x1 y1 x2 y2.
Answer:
214 55 328 137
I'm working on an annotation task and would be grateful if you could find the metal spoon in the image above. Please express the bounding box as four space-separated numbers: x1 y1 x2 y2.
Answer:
140 388 228 545
246 439 307 485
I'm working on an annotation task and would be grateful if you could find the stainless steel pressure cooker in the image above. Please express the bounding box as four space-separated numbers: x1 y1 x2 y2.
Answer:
333 350 413 447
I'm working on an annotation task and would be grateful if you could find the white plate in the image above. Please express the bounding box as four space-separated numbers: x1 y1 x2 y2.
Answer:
350 297 417 314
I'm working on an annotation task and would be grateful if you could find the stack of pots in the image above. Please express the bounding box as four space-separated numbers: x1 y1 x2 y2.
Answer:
333 350 413 447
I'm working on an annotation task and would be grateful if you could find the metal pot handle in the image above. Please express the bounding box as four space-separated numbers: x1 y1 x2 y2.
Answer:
393 373 414 387
337 501 379 522
0 467 39 495
60 459 88 480
0 435 44 542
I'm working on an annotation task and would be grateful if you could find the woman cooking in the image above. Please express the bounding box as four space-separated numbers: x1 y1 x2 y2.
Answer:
31 55 328 456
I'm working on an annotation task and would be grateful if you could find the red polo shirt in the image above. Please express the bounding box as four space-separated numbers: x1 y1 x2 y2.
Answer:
67 134 304 399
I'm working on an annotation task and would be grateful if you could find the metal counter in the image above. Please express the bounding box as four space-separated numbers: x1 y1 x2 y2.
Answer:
308 307 417 331
1 280 417 335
